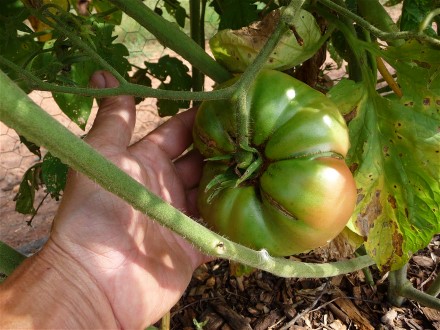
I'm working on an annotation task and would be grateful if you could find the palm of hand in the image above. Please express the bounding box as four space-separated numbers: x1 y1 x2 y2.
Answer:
48 71 207 328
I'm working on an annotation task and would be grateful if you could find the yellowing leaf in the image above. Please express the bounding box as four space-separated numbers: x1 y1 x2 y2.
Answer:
25 0 70 41
334 41 440 271
210 8 322 72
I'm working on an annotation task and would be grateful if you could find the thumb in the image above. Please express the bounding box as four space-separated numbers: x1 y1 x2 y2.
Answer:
85 71 136 150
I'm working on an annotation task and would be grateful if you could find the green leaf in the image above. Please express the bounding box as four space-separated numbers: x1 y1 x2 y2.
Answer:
0 34 41 92
0 240 26 279
400 0 440 35
164 0 187 28
91 0 123 25
327 40 344 69
28 46 64 83
41 153 68 199
210 0 259 30
144 55 191 116
14 164 42 215
0 1 30 37
93 23 130 75
327 79 365 115
52 60 97 129
335 41 440 271
193 318 208 330
229 261 256 277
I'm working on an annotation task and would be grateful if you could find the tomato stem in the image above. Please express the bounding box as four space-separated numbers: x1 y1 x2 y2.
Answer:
232 0 306 173
317 0 440 47
0 56 236 101
388 265 440 309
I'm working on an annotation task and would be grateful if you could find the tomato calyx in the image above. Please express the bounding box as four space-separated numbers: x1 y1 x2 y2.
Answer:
205 145 265 203
234 144 263 185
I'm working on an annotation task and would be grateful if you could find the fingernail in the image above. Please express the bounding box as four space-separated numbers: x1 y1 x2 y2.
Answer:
90 71 106 89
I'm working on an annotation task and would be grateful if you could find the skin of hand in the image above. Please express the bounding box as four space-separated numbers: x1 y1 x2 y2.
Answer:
0 71 209 329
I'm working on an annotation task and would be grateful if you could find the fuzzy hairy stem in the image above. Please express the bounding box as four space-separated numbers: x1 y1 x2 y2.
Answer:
190 0 205 94
0 56 233 101
388 265 408 306
388 265 440 309
426 272 440 297
0 70 375 279
318 0 440 47
233 0 303 149
419 8 440 33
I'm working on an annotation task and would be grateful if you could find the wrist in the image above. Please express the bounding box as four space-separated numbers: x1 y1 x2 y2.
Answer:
0 239 119 329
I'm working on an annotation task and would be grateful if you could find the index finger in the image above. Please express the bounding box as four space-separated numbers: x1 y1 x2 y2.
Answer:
131 107 198 160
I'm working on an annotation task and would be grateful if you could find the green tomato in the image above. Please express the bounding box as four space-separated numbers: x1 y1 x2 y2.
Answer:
193 70 357 256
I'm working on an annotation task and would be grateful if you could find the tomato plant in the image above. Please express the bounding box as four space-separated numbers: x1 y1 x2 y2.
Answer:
194 70 357 256
0 0 439 310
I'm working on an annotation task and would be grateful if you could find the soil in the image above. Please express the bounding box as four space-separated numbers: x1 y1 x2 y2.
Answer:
169 238 440 330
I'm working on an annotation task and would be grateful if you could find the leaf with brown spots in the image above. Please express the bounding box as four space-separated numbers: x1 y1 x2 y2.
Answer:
329 41 440 271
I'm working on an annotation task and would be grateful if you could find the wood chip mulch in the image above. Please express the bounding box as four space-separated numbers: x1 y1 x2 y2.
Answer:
168 235 439 330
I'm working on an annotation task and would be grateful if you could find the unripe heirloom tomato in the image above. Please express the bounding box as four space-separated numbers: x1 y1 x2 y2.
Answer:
193 70 357 256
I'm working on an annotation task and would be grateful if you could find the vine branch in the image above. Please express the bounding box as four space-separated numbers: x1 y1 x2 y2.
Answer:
419 8 440 33
388 265 440 309
233 0 304 150
318 0 440 47
0 56 234 101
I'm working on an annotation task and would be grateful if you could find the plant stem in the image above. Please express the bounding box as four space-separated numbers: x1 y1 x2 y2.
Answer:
356 0 403 47
388 265 408 306
426 272 440 297
388 265 440 308
355 247 374 286
190 0 205 97
0 69 375 278
107 0 231 83
160 311 170 330
233 0 303 149
400 282 440 309
419 8 440 33
236 0 304 92
0 56 233 101
317 0 440 47
313 3 365 83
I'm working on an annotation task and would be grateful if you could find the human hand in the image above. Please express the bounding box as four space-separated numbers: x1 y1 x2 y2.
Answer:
0 71 208 329
51 71 209 328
